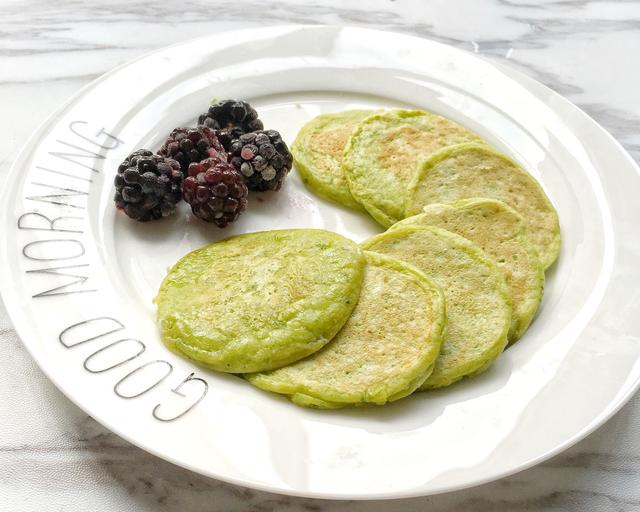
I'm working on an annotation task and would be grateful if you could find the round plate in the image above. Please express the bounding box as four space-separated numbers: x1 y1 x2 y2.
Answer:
2 25 639 500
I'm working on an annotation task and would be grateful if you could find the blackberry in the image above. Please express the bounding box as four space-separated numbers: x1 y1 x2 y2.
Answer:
114 150 183 222
198 99 263 150
228 130 293 191
159 127 225 175
183 156 248 227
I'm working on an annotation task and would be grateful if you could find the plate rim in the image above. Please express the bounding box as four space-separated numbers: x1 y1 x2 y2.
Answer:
2 24 640 500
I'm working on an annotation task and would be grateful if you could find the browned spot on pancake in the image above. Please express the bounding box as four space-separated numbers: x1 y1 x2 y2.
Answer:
308 125 353 157
378 126 436 179
378 122 481 180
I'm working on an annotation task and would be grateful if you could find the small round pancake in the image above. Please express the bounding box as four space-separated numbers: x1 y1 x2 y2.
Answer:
155 229 366 373
343 109 483 227
362 226 511 389
246 251 446 408
392 198 545 342
405 142 561 269
291 110 375 210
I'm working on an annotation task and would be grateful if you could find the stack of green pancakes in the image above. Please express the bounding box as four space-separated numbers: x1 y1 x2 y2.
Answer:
154 108 561 410
292 109 559 332
156 229 448 407
292 109 560 270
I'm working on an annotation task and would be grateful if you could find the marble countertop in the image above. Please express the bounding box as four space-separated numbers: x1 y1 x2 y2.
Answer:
1 1 639 510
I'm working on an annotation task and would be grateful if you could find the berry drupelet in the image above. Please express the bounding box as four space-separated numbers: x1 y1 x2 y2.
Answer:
198 99 263 150
114 150 183 221
183 156 248 228
159 127 226 175
228 130 293 191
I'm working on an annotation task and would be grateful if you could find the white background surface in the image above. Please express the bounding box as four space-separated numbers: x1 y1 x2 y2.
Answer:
1 1 639 511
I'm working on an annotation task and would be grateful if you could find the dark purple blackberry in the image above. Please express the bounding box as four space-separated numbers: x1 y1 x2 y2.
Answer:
114 149 183 222
228 130 293 191
197 99 263 150
183 157 248 228
159 127 226 175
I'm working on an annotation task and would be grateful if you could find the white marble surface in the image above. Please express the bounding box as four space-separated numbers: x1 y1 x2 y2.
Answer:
1 1 639 510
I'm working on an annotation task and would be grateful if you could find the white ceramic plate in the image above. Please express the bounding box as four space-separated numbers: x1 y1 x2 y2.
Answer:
2 25 640 500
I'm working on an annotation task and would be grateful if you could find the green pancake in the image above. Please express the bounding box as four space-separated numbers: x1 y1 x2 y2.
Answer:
405 143 561 269
392 198 544 342
155 229 365 373
292 110 376 210
247 251 446 408
343 109 483 227
362 226 511 389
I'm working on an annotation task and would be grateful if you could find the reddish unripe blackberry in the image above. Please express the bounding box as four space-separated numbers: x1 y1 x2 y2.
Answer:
159 127 226 175
183 157 248 228
228 130 293 191
198 99 263 150
114 149 183 222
